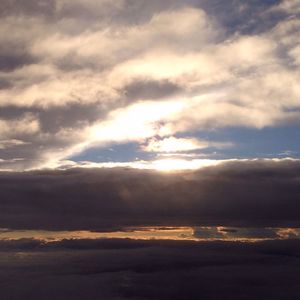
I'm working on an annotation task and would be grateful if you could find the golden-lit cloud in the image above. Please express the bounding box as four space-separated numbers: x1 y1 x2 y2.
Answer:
0 113 40 138
271 0 300 14
0 139 29 149
45 157 223 172
149 158 221 171
143 137 209 153
142 137 232 153
89 99 185 144
0 1 300 170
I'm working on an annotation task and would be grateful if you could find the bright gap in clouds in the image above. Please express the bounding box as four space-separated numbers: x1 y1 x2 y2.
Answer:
89 99 186 143
149 158 221 171
55 158 223 172
62 94 234 170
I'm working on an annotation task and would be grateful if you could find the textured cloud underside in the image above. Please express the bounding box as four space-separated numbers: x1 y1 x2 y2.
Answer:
0 0 299 170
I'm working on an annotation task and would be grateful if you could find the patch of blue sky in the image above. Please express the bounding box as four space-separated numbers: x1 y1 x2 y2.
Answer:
70 124 300 163
70 142 156 163
181 124 300 159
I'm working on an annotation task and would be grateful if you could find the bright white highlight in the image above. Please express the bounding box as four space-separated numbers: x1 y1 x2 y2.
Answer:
150 159 221 171
143 136 232 153
89 100 185 143
143 137 208 152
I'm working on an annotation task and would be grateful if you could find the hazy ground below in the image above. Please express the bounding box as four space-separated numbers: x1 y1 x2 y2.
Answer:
0 238 299 299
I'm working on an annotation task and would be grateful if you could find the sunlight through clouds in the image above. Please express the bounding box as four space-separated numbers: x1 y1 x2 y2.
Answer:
89 99 185 143
0 0 299 170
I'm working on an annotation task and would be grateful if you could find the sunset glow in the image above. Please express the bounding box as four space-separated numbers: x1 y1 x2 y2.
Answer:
0 1 299 298
151 158 221 171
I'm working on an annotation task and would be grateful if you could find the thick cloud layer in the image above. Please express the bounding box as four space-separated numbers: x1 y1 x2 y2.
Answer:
0 159 299 230
0 0 300 169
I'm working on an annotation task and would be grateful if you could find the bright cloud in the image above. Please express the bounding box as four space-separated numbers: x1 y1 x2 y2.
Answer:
142 137 232 153
0 0 299 170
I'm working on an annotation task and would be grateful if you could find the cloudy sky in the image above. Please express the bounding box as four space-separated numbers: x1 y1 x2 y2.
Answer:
0 0 299 171
1 3 300 298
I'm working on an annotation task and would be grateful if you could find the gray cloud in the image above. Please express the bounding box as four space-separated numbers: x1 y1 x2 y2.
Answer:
0 159 299 230
1 0 57 19
0 51 35 72
123 79 183 101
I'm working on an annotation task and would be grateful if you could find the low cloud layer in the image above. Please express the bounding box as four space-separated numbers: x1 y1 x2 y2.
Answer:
0 159 299 230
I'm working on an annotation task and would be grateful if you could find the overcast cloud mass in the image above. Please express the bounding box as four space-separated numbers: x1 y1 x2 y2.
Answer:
0 159 299 230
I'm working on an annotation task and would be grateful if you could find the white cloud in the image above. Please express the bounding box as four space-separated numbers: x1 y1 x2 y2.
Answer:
0 7 217 108
0 2 300 170
289 45 300 65
0 139 29 149
44 157 224 171
271 0 300 14
43 157 300 172
142 137 232 153
0 114 40 138
89 99 185 144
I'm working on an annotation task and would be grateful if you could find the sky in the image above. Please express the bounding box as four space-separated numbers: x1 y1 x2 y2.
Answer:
0 0 300 171
0 0 300 228
1 2 300 299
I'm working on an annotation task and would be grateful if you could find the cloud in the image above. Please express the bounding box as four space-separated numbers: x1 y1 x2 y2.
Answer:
271 0 300 14
0 113 40 138
142 137 232 153
143 137 210 153
0 1 299 170
88 99 185 145
0 139 29 149
0 159 299 230
123 79 182 101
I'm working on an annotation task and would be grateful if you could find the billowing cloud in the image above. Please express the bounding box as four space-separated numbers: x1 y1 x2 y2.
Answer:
0 139 29 150
0 113 39 138
0 0 299 170
272 0 300 13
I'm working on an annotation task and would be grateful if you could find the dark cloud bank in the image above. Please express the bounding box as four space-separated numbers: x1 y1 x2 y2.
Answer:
0 159 299 230
0 160 299 299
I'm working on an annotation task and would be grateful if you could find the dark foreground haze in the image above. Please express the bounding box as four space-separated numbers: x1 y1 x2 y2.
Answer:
0 238 300 300
0 160 300 299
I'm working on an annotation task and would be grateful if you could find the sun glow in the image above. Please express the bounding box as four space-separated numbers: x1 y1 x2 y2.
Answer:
151 158 220 171
56 158 222 172
90 100 185 143
143 137 210 152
